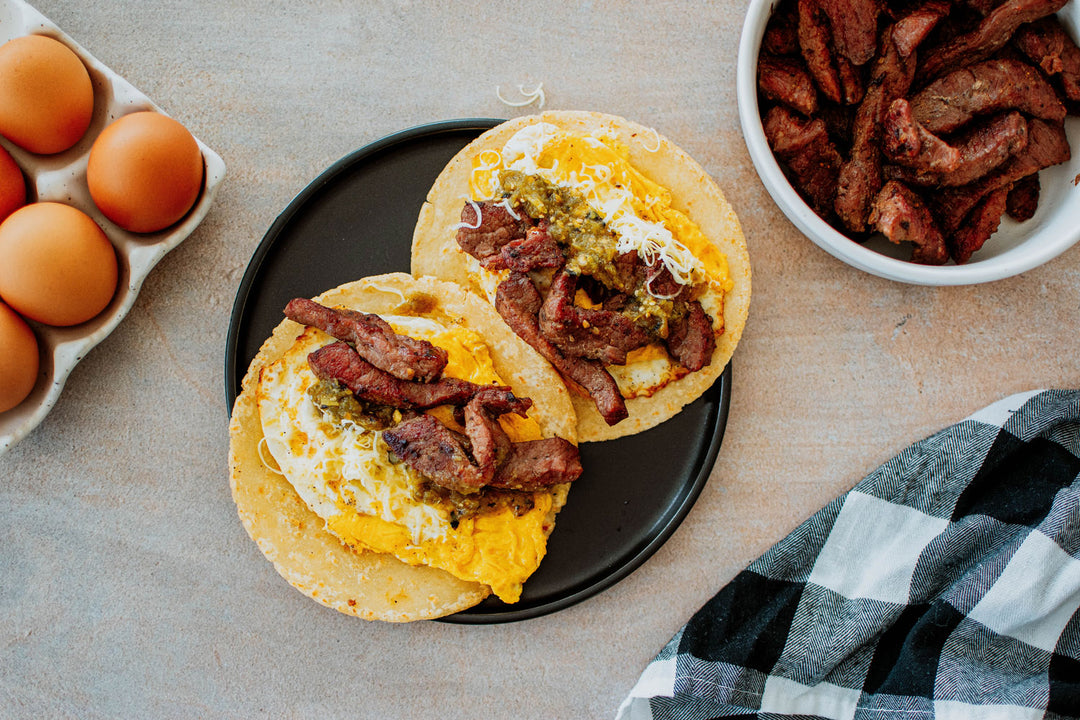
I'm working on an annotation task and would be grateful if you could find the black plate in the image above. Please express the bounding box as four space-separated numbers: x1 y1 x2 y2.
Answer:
225 119 732 623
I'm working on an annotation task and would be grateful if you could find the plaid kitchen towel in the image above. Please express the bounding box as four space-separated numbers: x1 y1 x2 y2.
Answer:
617 389 1080 720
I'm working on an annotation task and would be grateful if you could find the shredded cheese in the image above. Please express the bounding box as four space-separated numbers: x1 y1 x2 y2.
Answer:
495 82 546 109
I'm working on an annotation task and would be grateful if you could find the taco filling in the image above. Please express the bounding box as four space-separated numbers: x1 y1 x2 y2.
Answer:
258 296 582 604
452 122 735 426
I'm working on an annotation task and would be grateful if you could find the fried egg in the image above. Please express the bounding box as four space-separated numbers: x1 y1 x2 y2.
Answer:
257 315 564 604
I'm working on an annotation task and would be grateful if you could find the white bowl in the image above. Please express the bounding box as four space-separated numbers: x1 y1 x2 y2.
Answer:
0 0 226 454
737 0 1080 285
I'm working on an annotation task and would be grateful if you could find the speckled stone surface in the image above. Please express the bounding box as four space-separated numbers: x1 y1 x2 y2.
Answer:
2 1 1078 718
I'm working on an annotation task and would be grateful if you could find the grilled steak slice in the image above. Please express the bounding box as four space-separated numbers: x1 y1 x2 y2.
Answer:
463 386 532 481
869 180 949 264
482 222 565 273
307 341 490 410
764 105 843 219
495 272 628 426
758 55 820 116
764 0 800 56
1014 16 1080 103
909 58 1065 135
883 98 962 175
455 201 532 264
383 414 487 494
918 0 1068 81
816 0 882 66
891 1 950 59
490 437 584 491
949 185 1010 263
665 301 716 372
1005 172 1040 221
539 270 650 365
935 118 1069 231
285 298 448 382
798 0 842 105
836 32 916 233
885 106 1029 187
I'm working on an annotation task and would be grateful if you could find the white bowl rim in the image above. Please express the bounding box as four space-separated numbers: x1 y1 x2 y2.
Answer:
736 0 1080 286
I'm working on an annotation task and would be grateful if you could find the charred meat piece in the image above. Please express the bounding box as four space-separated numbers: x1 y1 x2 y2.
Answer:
817 0 882 66
665 301 716 372
949 185 1010 263
495 272 628 426
909 58 1066 134
1014 16 1080 103
934 117 1069 231
1005 172 1040 220
307 341 494 410
455 201 533 265
885 105 1029 186
764 105 843 219
758 55 820 116
883 97 962 176
918 0 1068 81
463 390 519 483
284 298 448 382
798 0 843 104
836 32 916 233
869 180 949 264
891 1 951 59
482 222 566 273
539 270 650 365
764 0 801 56
490 437 584 491
383 414 487 495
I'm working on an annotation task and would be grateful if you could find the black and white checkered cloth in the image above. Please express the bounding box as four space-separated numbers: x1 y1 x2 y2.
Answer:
618 389 1080 720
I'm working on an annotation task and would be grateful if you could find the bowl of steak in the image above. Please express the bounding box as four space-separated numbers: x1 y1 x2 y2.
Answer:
738 0 1080 285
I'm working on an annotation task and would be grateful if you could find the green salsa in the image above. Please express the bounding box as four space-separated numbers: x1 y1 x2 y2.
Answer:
500 170 685 337
307 379 398 431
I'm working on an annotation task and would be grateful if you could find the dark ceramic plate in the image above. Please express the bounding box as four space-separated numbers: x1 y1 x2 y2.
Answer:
224 119 732 623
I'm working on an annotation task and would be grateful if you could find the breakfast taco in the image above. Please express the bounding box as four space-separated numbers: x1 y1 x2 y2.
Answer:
411 111 751 441
228 273 581 622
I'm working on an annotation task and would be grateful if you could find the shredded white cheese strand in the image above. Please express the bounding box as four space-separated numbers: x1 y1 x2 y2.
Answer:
495 82 546 109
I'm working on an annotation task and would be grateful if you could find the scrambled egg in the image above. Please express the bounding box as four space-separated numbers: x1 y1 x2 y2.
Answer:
467 122 731 399
257 314 562 604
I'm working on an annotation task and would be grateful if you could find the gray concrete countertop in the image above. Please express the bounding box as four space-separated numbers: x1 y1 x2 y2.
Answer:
3 1 1078 717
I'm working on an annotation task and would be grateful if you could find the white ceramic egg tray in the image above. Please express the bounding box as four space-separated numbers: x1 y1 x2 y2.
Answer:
0 0 226 454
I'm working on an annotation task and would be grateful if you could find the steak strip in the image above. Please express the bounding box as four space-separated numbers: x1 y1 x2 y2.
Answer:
909 58 1066 135
285 297 448 383
382 414 488 494
307 341 492 410
869 180 949 265
918 0 1068 82
490 438 584 491
539 269 650 365
496 272 628 426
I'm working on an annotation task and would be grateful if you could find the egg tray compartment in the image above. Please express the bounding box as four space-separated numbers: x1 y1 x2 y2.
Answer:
0 0 226 454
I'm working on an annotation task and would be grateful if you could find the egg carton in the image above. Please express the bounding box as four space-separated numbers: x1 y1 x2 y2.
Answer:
0 0 226 454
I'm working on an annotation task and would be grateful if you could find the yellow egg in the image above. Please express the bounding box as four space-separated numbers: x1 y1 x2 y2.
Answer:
0 143 26 223
0 202 117 326
0 298 39 413
87 111 204 233
0 35 94 154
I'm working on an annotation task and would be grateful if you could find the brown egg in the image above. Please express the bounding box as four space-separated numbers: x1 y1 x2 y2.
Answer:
0 143 25 223
0 35 94 155
0 298 39 413
0 202 117 326
87 111 204 233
